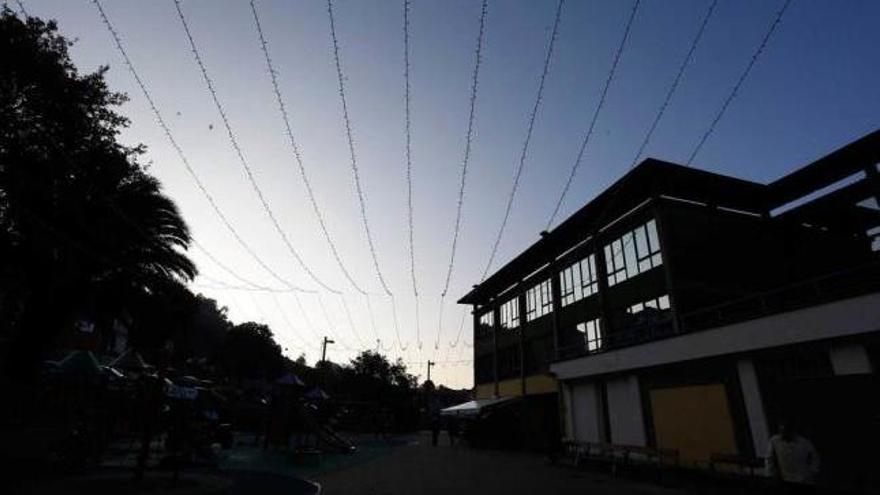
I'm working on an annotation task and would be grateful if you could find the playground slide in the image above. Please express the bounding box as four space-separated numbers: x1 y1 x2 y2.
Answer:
315 424 355 453
297 404 355 454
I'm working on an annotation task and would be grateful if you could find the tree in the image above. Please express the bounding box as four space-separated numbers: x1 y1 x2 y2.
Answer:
349 350 417 390
0 11 195 376
216 322 285 380
179 293 232 360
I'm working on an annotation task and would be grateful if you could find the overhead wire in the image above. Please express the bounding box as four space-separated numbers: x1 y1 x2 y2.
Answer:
270 293 320 351
434 0 488 353
448 307 469 348
402 0 418 299
338 294 366 348
562 0 718 251
249 0 367 295
479 0 564 281
191 239 299 292
172 0 338 294
92 0 311 293
687 0 793 165
439 0 487 297
316 293 356 351
252 293 318 354
292 291 324 344
545 0 641 230
326 0 407 351
364 294 393 351
585 0 787 260
325 0 393 297
630 0 718 168
402 0 423 350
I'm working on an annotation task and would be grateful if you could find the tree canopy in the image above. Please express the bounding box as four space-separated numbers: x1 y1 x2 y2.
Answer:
216 322 285 380
0 11 195 374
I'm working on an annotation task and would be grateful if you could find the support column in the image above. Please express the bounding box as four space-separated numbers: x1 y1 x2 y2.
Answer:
517 287 528 396
865 161 880 207
654 203 681 333
492 305 500 396
593 232 613 336
549 261 562 352
737 358 770 456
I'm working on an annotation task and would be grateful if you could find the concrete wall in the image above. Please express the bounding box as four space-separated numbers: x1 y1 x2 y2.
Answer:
606 375 646 446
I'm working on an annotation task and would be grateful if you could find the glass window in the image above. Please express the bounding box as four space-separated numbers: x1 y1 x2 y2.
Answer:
525 278 553 322
559 253 598 307
576 318 603 352
628 294 671 314
499 297 519 330
604 218 663 287
477 312 494 339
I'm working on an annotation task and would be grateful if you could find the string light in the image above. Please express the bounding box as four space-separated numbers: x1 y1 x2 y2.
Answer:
480 0 565 281
545 0 641 229
249 0 367 295
173 0 337 294
92 0 311 293
687 0 793 165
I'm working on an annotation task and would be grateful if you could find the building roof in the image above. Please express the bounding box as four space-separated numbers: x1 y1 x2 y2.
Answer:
459 129 880 306
459 160 766 305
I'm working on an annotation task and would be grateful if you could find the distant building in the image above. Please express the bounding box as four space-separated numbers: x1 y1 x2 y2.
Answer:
459 131 879 480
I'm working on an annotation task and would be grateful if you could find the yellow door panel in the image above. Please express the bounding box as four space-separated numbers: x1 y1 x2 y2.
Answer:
650 384 738 466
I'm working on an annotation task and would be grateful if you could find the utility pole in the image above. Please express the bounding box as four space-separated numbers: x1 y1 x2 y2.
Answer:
321 336 335 363
426 360 435 383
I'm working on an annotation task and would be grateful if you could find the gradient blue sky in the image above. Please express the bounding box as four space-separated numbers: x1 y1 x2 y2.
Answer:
15 0 880 387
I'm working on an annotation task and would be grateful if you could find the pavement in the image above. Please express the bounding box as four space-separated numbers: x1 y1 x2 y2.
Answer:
8 432 693 495
313 432 689 495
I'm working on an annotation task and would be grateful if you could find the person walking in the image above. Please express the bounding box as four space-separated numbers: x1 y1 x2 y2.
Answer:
766 420 820 492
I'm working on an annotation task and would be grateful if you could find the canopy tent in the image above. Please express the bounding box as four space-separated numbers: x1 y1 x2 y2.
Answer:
304 387 330 401
276 373 305 387
440 396 517 418
110 349 150 371
48 350 103 378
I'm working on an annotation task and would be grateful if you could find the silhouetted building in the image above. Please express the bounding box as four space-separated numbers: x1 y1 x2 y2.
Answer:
459 131 879 483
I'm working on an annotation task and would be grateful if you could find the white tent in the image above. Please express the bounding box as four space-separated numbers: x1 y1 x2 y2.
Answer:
440 396 516 418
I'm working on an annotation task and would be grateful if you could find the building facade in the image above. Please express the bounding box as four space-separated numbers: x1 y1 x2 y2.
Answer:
459 131 879 483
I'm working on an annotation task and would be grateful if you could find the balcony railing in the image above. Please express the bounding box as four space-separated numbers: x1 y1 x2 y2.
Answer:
555 260 880 362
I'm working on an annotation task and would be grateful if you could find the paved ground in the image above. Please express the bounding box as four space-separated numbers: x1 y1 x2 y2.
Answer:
313 433 688 495
9 432 693 495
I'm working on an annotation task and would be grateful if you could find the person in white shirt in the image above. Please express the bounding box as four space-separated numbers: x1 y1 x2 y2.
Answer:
766 420 820 488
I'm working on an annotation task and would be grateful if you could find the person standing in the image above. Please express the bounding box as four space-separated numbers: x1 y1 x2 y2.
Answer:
447 419 458 446
430 417 440 447
766 420 820 491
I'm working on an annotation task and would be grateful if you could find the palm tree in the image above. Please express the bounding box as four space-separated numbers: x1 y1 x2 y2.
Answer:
0 11 197 375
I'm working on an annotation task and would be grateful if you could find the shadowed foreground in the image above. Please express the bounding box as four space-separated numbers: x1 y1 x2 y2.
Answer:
313 432 686 495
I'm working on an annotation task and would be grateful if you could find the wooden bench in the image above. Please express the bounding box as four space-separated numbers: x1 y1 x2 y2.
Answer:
561 440 679 477
709 453 764 476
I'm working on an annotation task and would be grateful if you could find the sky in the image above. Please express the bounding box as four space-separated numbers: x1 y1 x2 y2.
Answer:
12 0 879 388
